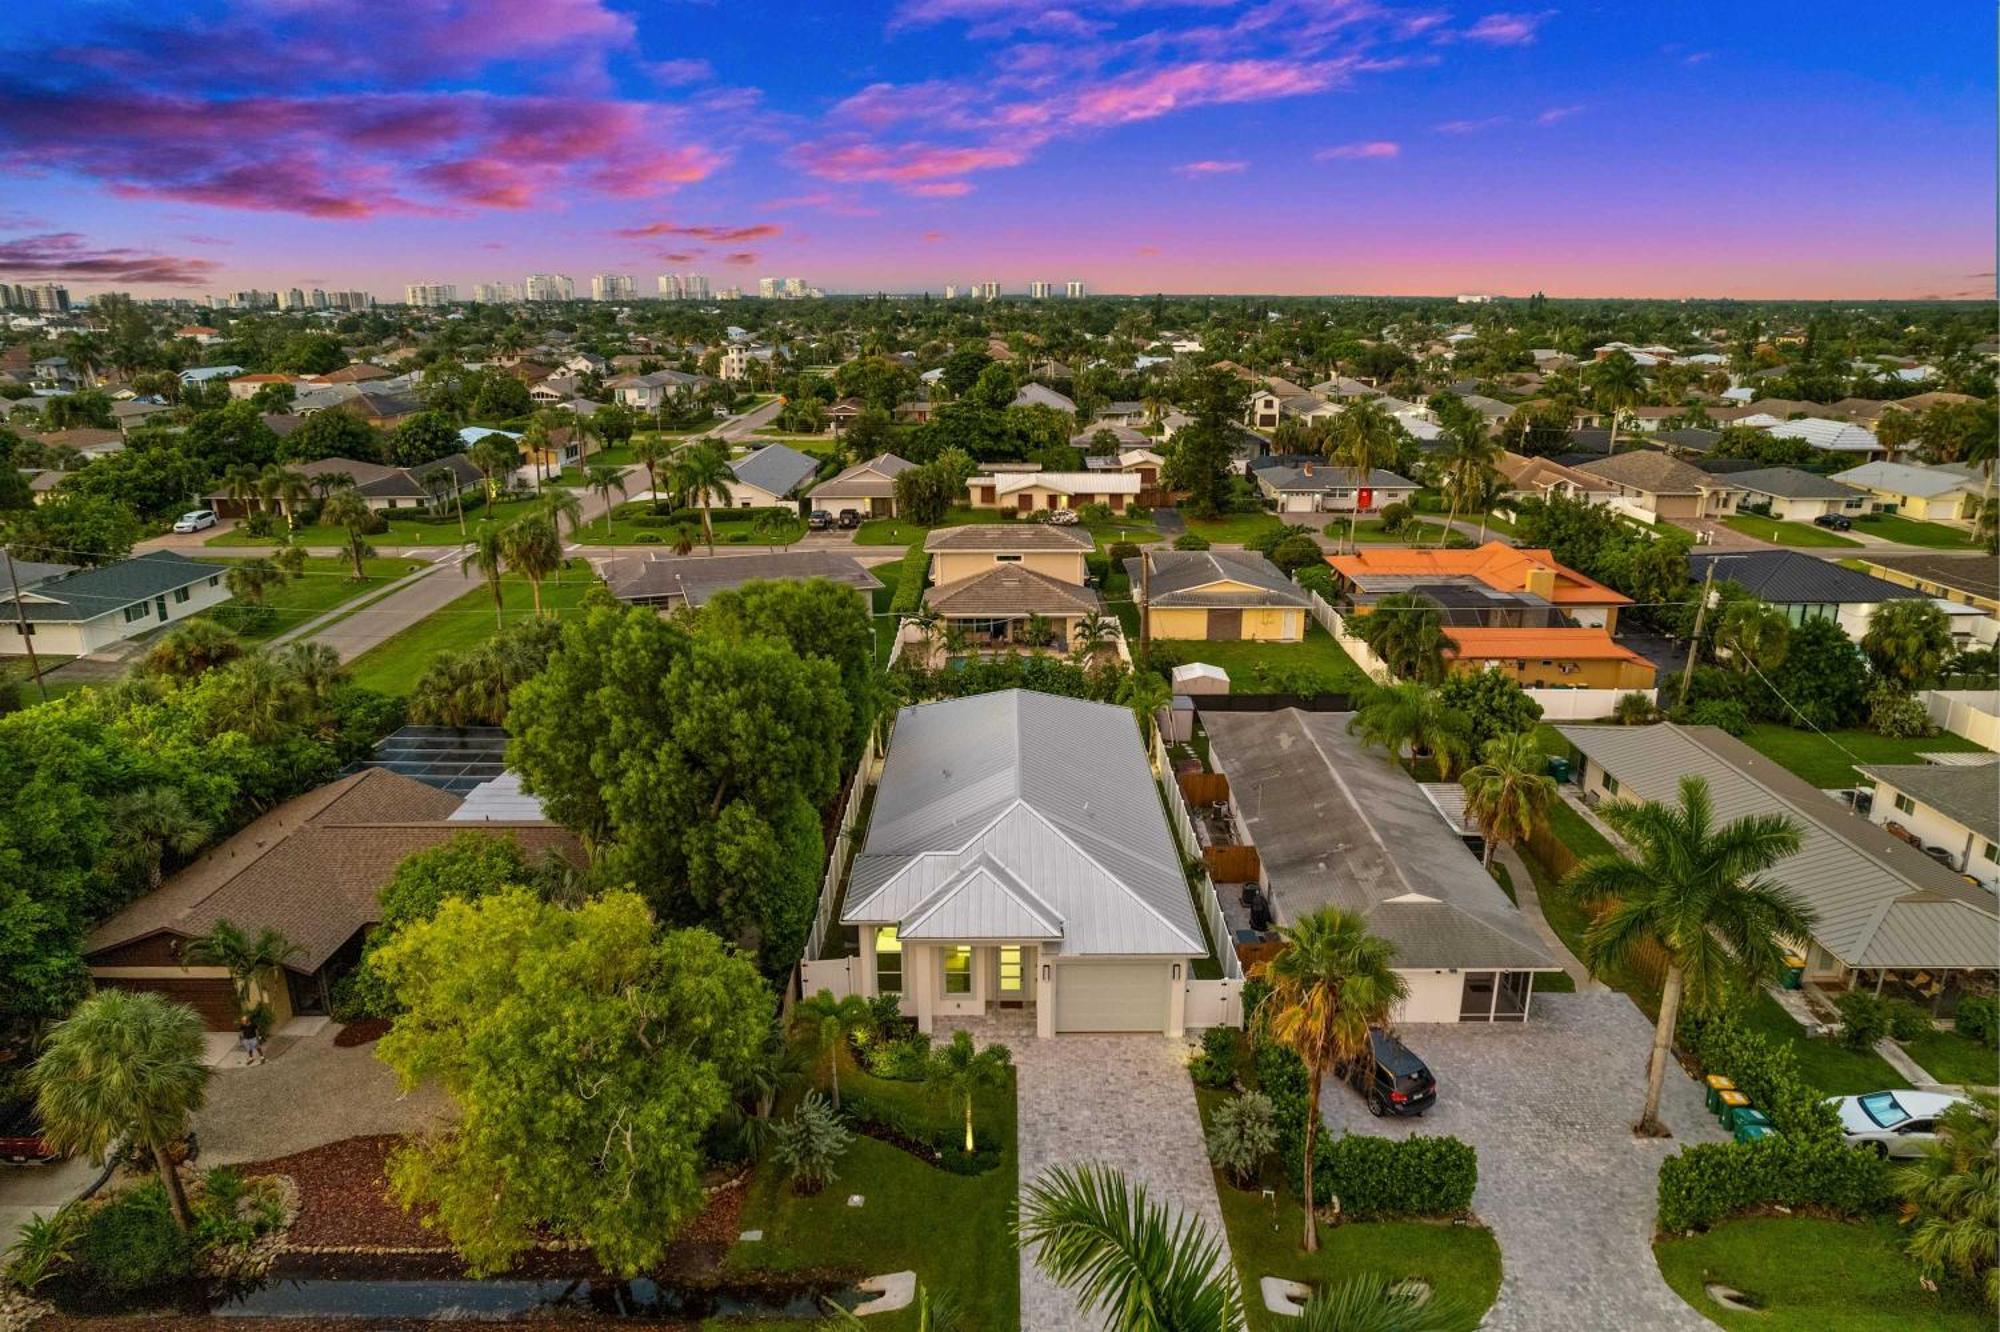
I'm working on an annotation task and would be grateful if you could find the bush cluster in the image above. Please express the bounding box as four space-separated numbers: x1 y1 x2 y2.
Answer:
76 1182 193 1294
1657 1136 1893 1232
862 1031 932 1082
1954 995 1999 1048
1285 1132 1478 1216
888 542 930 615
1833 990 1932 1049
1187 1026 1241 1089
840 1089 1001 1176
1678 1011 1841 1141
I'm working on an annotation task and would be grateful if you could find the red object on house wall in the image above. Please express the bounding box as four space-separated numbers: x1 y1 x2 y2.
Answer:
1357 487 1374 511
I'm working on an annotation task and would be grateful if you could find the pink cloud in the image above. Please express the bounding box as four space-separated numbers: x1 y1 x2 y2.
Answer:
908 181 973 197
1535 104 1582 124
1434 115 1509 133
789 138 1026 187
644 58 715 87
1134 245 1160 256
759 190 882 217
1069 59 1346 127
920 230 947 243
1315 140 1399 161
1175 159 1247 175
0 232 219 287
616 221 782 242
723 251 759 266
1457 10 1555 46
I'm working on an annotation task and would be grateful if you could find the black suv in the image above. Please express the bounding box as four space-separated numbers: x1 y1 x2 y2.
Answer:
837 510 862 530
1345 1029 1437 1117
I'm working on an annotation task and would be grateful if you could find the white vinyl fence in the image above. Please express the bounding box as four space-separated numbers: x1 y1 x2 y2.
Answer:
801 725 885 967
1526 687 1654 721
1298 587 1392 684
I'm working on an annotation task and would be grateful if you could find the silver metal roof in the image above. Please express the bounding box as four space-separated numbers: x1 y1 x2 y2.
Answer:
843 690 1204 957
1202 710 1555 971
1555 723 1998 971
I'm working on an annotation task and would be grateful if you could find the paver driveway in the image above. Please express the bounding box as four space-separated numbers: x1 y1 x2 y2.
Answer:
944 1016 1225 1332
1319 993 1725 1331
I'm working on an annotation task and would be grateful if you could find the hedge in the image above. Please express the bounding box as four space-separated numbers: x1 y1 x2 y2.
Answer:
1955 994 1999 1048
1657 1136 1893 1233
1678 1011 1841 1141
1285 1131 1478 1217
889 542 930 615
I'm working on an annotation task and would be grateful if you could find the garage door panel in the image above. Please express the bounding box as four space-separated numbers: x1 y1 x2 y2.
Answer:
95 977 239 1030
1055 962 1170 1033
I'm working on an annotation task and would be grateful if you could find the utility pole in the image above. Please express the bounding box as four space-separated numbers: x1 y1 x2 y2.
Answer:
1139 548 1151 646
4 547 48 704
1677 559 1719 713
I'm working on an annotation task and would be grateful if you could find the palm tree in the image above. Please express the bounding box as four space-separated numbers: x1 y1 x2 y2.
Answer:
1017 1163 1244 1332
264 466 311 531
1116 669 1172 749
223 557 283 610
1255 907 1407 1252
632 434 673 514
752 509 793 550
538 485 584 543
795 989 873 1111
1071 611 1113 663
1295 1273 1465 1332
1586 352 1645 454
220 463 262 517
1431 407 1497 548
1862 599 1954 693
225 652 310 742
1330 398 1405 555
319 487 377 579
468 435 520 505
1347 682 1471 777
420 465 466 536
182 920 301 1023
1352 593 1456 685
1460 732 1557 869
672 439 735 553
275 640 347 699
1563 776 1813 1136
143 619 244 680
29 990 210 1229
584 463 627 537
465 526 507 629
104 786 210 894
1894 1090 1997 1307
499 515 562 617
924 1029 1010 1152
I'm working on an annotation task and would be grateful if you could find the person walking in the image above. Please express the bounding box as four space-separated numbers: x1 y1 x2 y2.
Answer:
237 1013 264 1066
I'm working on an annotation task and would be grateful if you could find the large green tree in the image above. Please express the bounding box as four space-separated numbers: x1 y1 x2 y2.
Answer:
373 888 773 1275
1164 367 1248 519
1862 599 1954 692
700 577 881 765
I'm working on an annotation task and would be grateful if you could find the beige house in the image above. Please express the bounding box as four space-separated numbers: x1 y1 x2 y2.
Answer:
1126 549 1309 642
920 525 1104 651
809 453 915 520
924 523 1092 586
1859 764 1998 889
1830 461 1982 522
968 470 1142 513
1574 450 1735 520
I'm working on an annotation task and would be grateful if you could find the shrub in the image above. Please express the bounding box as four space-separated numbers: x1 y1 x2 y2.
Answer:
1077 503 1113 523
1253 1037 1311 1145
1287 1132 1478 1216
1867 685 1931 739
1107 541 1141 569
1614 691 1657 725
1268 532 1324 576
1686 698 1750 735
1657 1137 1894 1232
191 1167 283 1254
4 1204 80 1291
1376 502 1413 534
773 1092 852 1195
1206 1091 1279 1186
865 1032 933 1082
1173 532 1211 551
634 532 663 544
1834 990 1891 1051
1953 995 1999 1048
1679 1011 1841 1141
864 992 906 1037
76 1183 193 1294
1293 563 1335 599
889 541 930 615
1189 1027 1242 1088
840 1089 1001 1175
1882 997 1932 1043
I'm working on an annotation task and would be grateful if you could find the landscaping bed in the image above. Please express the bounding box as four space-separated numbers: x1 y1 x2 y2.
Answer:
237 1135 439 1250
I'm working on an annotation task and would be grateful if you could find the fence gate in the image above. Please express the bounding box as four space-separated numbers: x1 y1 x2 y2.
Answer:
1204 844 1262 884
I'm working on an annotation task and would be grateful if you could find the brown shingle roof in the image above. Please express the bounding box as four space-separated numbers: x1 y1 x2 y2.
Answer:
925 564 1102 617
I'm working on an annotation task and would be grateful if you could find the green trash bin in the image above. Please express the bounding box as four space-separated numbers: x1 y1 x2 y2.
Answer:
1780 955 1805 990
1547 756 1571 783
1731 1108 1773 1141
1704 1074 1736 1114
1734 1120 1776 1144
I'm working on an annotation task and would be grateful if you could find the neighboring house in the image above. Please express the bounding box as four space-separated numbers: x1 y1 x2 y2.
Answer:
1204 708 1557 1022
1329 541 1632 629
111 398 175 432
1443 628 1656 690
809 453 916 520
178 364 245 386
1124 549 1308 642
210 455 483 516
1688 549 1935 639
967 469 1142 513
83 769 580 1029
1556 723 1999 1004
1451 392 1514 432
1858 553 1998 645
924 523 1093 586
833 690 1209 1037
599 550 882 611
1009 382 1076 416
0 551 231 656
1725 467 1867 522
317 363 391 384
1253 462 1416 515
227 373 306 401
728 443 820 508
32 427 124 458
1093 401 1147 427
336 388 424 429
923 562 1104 651
1830 461 1983 522
1762 417 1885 460
1495 452 1620 506
1574 450 1736 520
1073 423 1151 451
1080 447 1166 488
609 368 711 411
32 358 81 391
825 397 866 434
528 375 579 404
1858 764 1999 887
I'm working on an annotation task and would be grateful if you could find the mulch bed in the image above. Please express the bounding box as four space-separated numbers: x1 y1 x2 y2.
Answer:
237 1134 438 1250
332 1017 391 1047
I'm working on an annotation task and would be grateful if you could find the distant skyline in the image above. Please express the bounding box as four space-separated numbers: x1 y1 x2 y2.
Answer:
0 1 1992 302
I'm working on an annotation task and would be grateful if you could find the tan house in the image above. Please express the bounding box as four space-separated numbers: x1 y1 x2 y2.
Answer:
1495 451 1619 506
1573 450 1735 520
809 453 915 520
968 470 1142 514
924 523 1093 586
1126 549 1309 642
1443 628 1656 690
920 525 1104 653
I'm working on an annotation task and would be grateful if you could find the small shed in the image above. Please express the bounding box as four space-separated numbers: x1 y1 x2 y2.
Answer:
1172 662 1230 695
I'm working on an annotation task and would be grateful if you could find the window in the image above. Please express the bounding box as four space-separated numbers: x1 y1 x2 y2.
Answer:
207 575 220 588
123 603 148 623
874 927 902 996
172 586 190 604
1603 773 1620 797
999 946 1023 995
943 945 973 995
1983 842 1997 865
1893 792 1916 816
995 553 1022 563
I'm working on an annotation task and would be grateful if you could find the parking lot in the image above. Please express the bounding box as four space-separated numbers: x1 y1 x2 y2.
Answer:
1320 992 1726 1331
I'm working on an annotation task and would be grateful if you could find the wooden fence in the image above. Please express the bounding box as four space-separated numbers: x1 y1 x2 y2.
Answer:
1177 771 1229 806
1204 844 1262 884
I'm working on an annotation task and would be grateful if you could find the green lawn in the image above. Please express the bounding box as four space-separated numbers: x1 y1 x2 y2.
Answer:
1852 512 1984 549
1739 723 1985 788
1514 814 1658 1004
853 508 1009 548
1654 1215 1989 1331
346 573 600 695
1149 622 1370 695
1196 1089 1501 1331
583 501 805 547
1486 865 1577 993
206 495 545 548
1721 514 1862 548
1900 1027 1999 1087
725 1041 1017 1332
1181 510 1286 545
1740 990 1900 1096
197 556 424 644
1336 518 1459 545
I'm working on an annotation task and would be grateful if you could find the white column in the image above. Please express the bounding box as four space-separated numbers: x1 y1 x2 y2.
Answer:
914 944 936 1034
1036 960 1056 1039
857 927 879 1001
1167 961 1187 1039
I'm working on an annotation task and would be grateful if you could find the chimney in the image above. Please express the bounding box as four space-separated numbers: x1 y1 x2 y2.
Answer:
1302 463 1313 477
1523 565 1556 599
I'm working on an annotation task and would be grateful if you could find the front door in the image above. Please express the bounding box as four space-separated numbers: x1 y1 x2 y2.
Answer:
1209 608 1242 641
1017 494 1032 513
994 945 1034 1006
155 595 169 622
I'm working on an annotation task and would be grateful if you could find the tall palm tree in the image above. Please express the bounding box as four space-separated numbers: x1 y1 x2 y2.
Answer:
1431 406 1497 548
223 557 283 608
1255 907 1406 1252
1347 682 1471 777
263 466 311 531
1894 1090 1997 1307
1330 398 1405 555
672 439 735 553
142 619 243 681
221 463 262 517
465 526 507 629
104 786 210 894
537 485 584 543
795 989 872 1111
182 920 300 1022
924 1029 1010 1152
499 515 562 617
420 465 466 536
632 434 672 514
1352 593 1456 686
468 435 520 505
1563 776 1813 1135
275 640 347 700
225 652 310 742
1586 352 1645 454
1071 611 1113 663
1459 732 1557 869
29 990 210 1229
584 463 627 537
319 487 377 579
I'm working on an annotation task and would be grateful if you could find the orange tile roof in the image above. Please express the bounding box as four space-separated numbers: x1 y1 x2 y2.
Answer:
1325 541 1630 606
1444 627 1650 663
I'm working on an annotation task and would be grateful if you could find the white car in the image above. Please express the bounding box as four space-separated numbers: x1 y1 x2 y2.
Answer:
1046 508 1080 525
1828 1090 1967 1158
172 509 218 533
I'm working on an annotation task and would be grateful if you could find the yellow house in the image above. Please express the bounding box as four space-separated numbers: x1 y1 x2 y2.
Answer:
1443 628 1657 690
923 524 1092 586
1830 461 1982 522
1126 550 1309 642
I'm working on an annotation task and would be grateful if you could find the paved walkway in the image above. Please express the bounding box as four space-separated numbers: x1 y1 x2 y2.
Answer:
1321 993 1725 1331
1494 842 1602 992
942 1015 1224 1332
196 1022 449 1167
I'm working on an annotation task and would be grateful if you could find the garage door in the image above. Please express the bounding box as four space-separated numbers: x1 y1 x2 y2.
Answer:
1054 962 1171 1033
95 977 240 1030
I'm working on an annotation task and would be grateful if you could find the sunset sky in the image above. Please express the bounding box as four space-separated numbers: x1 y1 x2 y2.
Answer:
1 1 1992 301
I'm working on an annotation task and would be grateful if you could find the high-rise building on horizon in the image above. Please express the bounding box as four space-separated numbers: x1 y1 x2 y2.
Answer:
472 282 521 303
683 274 710 300
657 273 682 299
404 283 457 307
756 276 778 299
278 288 307 310
524 273 574 302
979 281 1000 301
943 284 960 299
1065 280 1085 298
311 289 331 309
0 282 70 312
591 273 635 301
1029 280 1051 300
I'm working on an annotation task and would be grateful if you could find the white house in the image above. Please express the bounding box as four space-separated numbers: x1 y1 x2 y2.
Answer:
727 443 820 508
0 552 232 656
1253 462 1416 515
1831 461 1983 523
835 690 1210 1038
1858 764 1999 888
610 368 710 411
1724 467 1867 522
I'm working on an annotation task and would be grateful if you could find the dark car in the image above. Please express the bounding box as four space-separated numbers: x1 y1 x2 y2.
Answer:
836 510 862 530
1345 1029 1437 1117
0 1097 58 1163
1813 513 1853 530
807 510 833 531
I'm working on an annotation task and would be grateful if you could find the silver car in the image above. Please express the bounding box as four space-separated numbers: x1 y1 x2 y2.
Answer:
1828 1090 1966 1159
